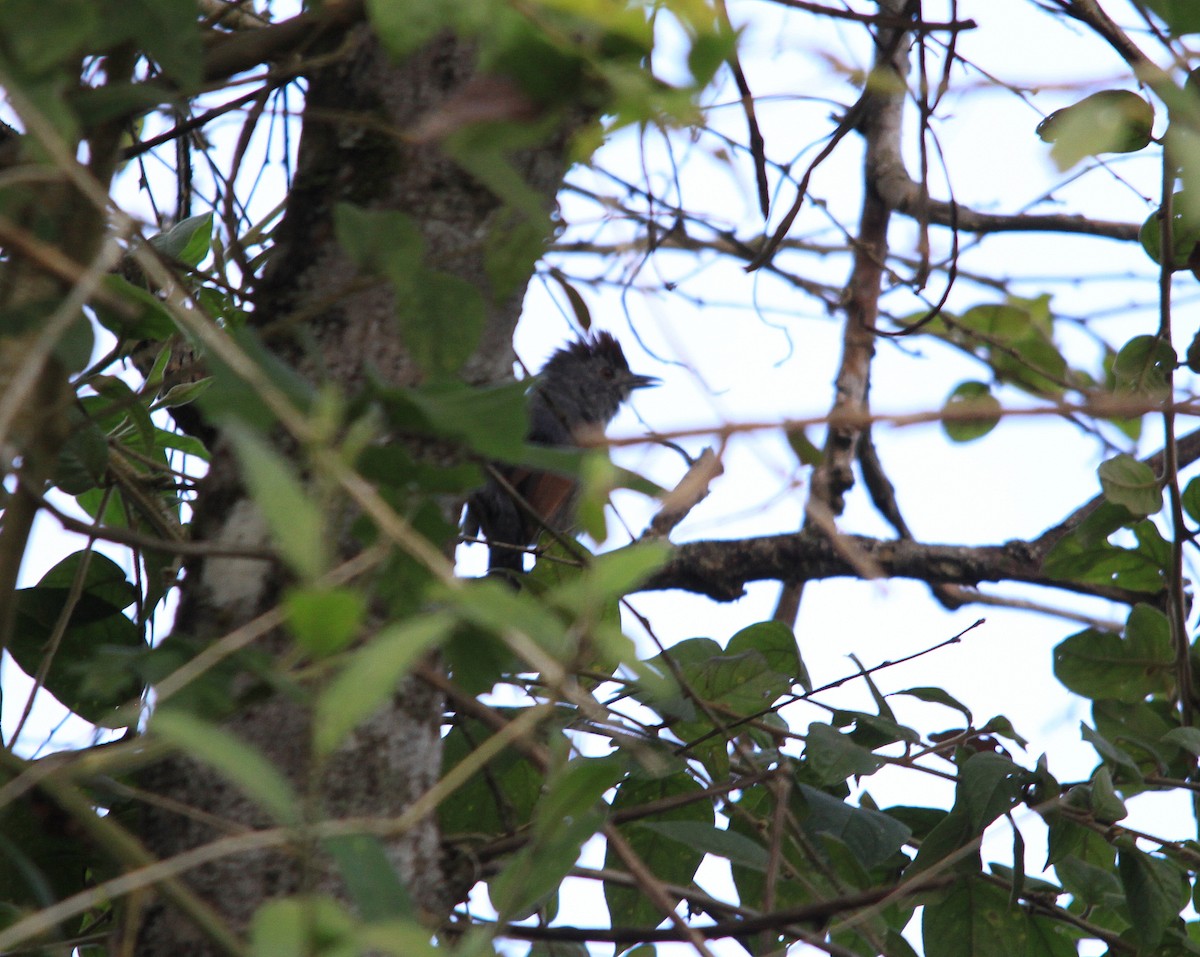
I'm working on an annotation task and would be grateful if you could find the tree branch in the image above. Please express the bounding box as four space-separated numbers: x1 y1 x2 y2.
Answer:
645 427 1200 603
636 529 1148 603
200 0 365 83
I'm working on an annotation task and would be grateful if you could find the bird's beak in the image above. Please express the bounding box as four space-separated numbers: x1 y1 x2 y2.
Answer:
627 373 660 390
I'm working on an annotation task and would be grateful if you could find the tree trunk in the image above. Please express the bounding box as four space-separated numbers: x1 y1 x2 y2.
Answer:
134 28 577 952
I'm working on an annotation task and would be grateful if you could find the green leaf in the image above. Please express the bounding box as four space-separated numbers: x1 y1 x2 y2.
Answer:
677 640 795 722
993 331 1067 395
786 426 824 466
333 204 423 277
642 632 797 757
1053 606 1173 703
1042 523 1166 594
447 131 560 223
119 0 203 87
365 0 451 58
439 710 546 839
979 715 1029 749
956 752 1025 833
548 541 669 624
1080 723 1143 781
153 376 214 413
836 709 920 751
485 213 550 302
922 877 1029 957
728 786 833 912
487 842 570 921
1025 915 1080 957
145 344 179 396
958 302 1029 342
0 0 96 75
324 834 413 921
285 586 366 658
583 546 662 616
94 274 178 340
53 408 109 494
400 270 485 378
1161 725 1200 755
1118 845 1188 951
358 444 482 498
0 762 100 909
10 552 142 721
636 820 770 871
249 896 355 957
547 268 593 331
688 26 737 87
605 771 712 928
1045 811 1115 869
90 374 155 454
314 614 453 756
1094 697 1184 781
148 212 213 267
446 576 582 657
533 754 625 842
1054 855 1123 909
727 620 807 691
332 204 485 377
393 379 531 461
353 919 442 957
895 687 973 724
911 754 1024 875
1139 194 1200 270
51 315 95 373
1036 90 1155 169
954 298 1068 396
227 424 329 581
490 755 623 919
29 551 134 613
155 427 211 463
796 785 911 870
575 452 616 541
942 381 1001 442
1088 766 1127 824
804 722 882 785
1112 335 1175 396
151 709 300 825
1184 477 1200 524
1097 454 1162 517
197 324 313 428
1141 0 1200 35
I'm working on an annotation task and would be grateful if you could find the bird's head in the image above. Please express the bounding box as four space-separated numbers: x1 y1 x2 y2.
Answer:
538 331 658 427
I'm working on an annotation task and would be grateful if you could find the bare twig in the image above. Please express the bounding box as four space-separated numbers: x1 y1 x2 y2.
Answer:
642 447 723 539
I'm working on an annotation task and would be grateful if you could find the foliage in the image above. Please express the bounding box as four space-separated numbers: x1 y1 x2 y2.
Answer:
6 1 1200 956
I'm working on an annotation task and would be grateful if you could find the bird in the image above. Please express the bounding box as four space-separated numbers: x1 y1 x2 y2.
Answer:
464 332 658 575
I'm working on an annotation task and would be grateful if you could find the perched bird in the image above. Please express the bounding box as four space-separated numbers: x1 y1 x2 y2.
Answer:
465 332 657 574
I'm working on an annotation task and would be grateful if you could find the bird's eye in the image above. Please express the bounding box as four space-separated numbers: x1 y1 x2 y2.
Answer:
600 366 615 379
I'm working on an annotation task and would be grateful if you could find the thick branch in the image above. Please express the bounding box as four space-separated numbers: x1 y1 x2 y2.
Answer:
502 877 957 944
645 428 1200 604
637 530 1144 605
200 0 365 83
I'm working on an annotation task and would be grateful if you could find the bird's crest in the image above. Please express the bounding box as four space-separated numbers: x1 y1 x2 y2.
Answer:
558 331 631 371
